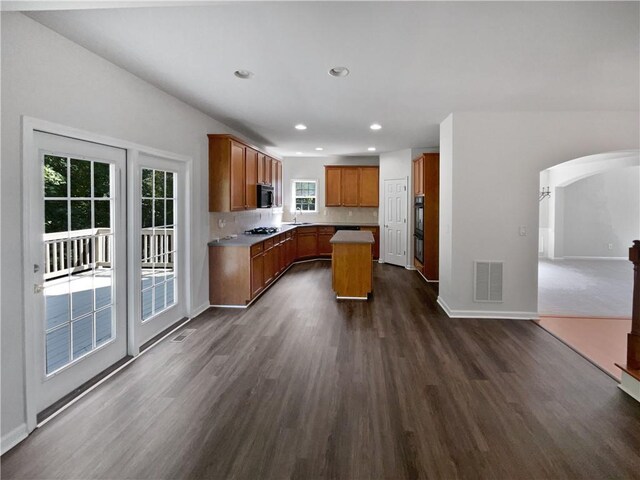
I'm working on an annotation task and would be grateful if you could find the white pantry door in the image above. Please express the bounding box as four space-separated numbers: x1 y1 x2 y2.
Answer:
31 132 128 413
384 179 407 267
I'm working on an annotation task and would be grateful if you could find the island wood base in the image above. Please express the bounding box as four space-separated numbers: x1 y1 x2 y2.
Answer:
331 242 373 299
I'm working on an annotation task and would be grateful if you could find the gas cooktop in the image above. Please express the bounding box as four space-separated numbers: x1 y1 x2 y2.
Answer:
244 227 280 235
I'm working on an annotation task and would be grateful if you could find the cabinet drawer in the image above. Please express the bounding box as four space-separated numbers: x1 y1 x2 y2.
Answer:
318 226 335 234
297 226 317 234
250 242 263 257
264 238 274 250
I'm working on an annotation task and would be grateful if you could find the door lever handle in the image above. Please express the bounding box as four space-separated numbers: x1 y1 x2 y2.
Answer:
34 283 44 294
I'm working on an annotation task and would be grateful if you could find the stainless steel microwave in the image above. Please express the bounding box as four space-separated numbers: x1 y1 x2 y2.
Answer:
257 184 274 208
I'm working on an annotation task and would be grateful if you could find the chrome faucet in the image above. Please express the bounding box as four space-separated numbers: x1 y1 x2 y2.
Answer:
293 207 302 225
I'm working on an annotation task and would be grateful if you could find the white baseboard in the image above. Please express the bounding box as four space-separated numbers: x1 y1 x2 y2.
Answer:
618 372 640 403
191 302 211 318
1 423 28 455
437 297 537 320
559 256 627 261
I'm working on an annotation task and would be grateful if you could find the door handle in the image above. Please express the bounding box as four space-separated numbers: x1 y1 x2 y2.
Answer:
34 283 44 294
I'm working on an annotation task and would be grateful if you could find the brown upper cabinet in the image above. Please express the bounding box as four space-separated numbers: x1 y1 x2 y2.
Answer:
208 134 282 212
324 166 379 208
276 161 283 207
257 153 265 184
264 156 273 185
341 167 360 207
229 140 245 211
413 155 424 196
245 147 258 210
325 167 342 206
358 166 379 207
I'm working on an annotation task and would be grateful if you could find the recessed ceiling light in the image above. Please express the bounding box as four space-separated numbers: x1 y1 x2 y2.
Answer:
368 147 376 151
234 70 253 79
296 152 303 155
315 147 324 151
329 66 350 77
370 123 382 130
295 124 307 130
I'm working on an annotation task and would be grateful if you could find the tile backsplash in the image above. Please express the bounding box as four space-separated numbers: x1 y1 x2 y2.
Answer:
209 208 284 239
209 206 379 239
282 206 379 225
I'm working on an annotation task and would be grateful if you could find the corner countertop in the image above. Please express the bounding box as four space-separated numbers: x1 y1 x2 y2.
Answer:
208 222 380 247
329 230 375 244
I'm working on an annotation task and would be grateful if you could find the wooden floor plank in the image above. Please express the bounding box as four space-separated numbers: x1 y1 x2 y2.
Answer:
2 262 640 479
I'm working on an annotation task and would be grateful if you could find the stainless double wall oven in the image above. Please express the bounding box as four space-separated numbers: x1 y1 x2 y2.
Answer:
414 196 424 264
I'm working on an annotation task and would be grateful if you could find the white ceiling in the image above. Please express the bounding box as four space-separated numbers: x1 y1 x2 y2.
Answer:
23 1 640 157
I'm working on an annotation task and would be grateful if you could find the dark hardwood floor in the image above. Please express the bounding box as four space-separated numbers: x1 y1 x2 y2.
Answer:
3 262 640 479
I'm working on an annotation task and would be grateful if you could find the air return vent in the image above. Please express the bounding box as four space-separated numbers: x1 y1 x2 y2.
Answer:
171 329 196 343
474 261 503 303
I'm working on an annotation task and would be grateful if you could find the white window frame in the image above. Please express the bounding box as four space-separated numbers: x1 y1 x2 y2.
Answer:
291 179 318 213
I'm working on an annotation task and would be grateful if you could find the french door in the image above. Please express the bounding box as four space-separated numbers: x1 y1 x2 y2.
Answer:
31 132 128 413
132 153 187 345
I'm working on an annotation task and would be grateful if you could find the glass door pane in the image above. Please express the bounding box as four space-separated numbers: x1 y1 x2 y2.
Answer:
140 168 177 322
43 155 115 374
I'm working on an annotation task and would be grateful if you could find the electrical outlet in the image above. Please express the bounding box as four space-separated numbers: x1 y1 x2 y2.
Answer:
373 211 377 218
218 219 226 229
608 243 613 250
519 225 527 236
348 210 353 217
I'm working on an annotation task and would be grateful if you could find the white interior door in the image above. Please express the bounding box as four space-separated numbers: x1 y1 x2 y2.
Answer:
132 153 188 346
31 132 128 413
384 178 408 267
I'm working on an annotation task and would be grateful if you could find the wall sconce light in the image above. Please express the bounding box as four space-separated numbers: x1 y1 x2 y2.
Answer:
539 186 551 202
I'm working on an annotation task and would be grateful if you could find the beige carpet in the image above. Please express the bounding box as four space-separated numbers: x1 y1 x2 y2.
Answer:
537 315 631 379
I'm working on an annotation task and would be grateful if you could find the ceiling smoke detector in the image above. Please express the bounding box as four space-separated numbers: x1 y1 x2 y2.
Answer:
234 70 253 79
328 67 349 77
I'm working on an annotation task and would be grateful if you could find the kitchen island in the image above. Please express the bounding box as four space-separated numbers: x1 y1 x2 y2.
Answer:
330 230 375 300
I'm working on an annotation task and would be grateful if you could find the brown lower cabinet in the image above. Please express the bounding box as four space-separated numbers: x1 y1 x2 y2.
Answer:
209 225 379 306
296 227 319 259
318 227 335 256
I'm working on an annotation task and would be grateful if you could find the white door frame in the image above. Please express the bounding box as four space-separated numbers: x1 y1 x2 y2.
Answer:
382 177 409 267
22 116 192 432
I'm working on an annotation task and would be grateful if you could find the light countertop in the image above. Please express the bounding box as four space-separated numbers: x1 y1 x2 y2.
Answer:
208 222 379 247
330 230 375 244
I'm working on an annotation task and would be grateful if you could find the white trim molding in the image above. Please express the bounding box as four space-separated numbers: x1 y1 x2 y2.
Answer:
618 372 640 403
1 423 28 455
191 302 211 319
561 256 628 261
437 297 538 320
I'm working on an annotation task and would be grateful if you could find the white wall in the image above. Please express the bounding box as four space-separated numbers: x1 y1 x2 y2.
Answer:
438 115 454 302
439 111 639 318
0 13 260 443
281 155 379 224
538 151 639 258
562 166 640 257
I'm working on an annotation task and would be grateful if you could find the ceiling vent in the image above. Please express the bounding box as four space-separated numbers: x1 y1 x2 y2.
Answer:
474 261 503 303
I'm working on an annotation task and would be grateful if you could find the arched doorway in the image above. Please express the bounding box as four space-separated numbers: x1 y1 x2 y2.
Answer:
537 150 639 378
